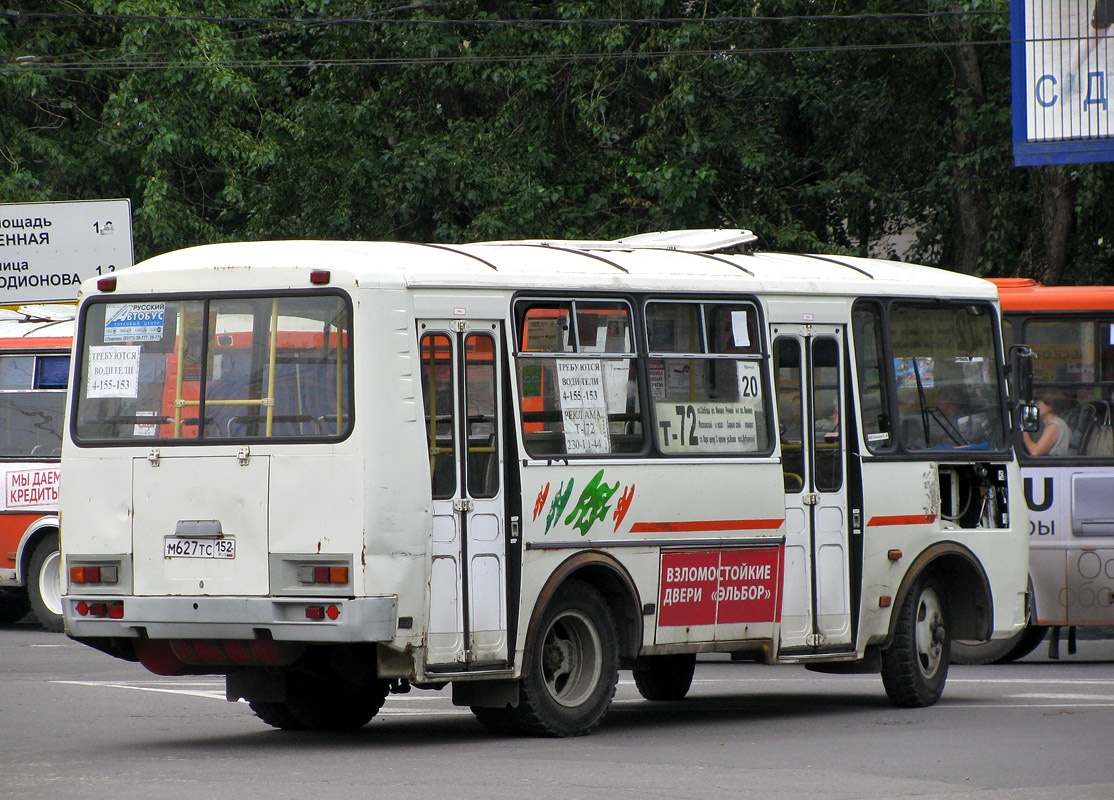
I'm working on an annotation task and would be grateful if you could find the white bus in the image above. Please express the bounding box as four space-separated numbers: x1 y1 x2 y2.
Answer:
0 306 73 631
951 279 1114 663
61 231 1030 736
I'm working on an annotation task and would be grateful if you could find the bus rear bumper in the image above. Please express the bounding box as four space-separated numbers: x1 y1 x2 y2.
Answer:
63 595 398 643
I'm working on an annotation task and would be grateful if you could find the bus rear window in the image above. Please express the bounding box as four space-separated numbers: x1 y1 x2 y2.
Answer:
74 294 352 443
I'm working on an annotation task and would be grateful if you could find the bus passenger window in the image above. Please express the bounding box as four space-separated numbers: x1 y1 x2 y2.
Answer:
421 333 456 499
515 300 643 457
646 301 769 456
774 338 804 493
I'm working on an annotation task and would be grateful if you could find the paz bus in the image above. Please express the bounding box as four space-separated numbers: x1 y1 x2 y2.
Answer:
60 231 1030 736
951 278 1114 664
0 305 72 632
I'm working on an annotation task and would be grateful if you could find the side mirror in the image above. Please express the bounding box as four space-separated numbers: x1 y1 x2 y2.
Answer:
1020 402 1040 433
1010 345 1034 403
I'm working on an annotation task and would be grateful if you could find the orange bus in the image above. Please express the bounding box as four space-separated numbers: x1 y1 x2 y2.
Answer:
0 306 73 631
954 279 1114 662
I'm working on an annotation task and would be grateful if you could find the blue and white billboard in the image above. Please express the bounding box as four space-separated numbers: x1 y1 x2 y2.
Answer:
1013 0 1114 165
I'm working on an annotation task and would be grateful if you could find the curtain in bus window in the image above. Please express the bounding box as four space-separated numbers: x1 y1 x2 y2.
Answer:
515 300 643 457
646 301 768 456
890 303 1005 452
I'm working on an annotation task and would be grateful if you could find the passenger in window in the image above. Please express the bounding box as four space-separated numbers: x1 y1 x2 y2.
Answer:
1023 391 1072 457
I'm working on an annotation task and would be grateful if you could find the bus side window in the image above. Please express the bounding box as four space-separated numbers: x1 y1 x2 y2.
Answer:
421 333 456 499
774 337 804 493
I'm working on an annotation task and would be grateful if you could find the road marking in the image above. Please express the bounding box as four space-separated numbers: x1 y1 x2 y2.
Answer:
53 680 226 701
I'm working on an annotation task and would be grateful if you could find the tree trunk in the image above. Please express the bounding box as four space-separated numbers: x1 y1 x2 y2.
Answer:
946 8 991 275
1036 166 1075 285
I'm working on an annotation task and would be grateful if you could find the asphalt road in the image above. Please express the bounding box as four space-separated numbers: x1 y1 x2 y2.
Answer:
3 621 1113 800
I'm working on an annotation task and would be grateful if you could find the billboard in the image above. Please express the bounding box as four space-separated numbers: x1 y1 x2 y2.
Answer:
1012 0 1114 165
0 199 133 304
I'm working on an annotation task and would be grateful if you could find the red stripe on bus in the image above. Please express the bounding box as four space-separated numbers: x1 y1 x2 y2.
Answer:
629 519 784 534
866 514 937 527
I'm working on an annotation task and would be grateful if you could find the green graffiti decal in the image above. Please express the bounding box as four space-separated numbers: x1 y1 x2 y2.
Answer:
564 469 620 536
545 478 574 533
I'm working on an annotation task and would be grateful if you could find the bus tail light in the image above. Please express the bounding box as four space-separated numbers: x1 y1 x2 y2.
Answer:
75 600 124 618
70 565 119 584
305 605 340 621
297 565 349 585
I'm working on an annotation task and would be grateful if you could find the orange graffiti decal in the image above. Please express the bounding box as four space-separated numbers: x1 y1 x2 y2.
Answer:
533 483 550 522
613 484 635 531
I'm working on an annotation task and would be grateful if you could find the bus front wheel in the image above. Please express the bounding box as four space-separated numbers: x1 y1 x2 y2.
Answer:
514 580 619 737
28 535 63 632
881 577 950 708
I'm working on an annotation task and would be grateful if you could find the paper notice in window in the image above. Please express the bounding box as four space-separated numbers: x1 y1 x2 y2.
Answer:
556 359 611 454
86 345 140 399
731 310 750 348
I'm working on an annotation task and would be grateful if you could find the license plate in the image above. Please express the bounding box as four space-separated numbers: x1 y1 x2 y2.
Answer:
164 537 236 559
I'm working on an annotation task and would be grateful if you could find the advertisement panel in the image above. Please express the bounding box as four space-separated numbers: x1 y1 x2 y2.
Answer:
1013 0 1114 164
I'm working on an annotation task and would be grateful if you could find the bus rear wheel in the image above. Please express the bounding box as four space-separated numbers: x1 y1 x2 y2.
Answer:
881 577 950 708
251 672 390 732
0 587 30 624
632 653 696 701
513 580 619 737
28 535 63 632
951 622 1048 665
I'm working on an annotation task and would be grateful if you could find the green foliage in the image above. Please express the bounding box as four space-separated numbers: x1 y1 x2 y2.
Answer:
2 0 1113 282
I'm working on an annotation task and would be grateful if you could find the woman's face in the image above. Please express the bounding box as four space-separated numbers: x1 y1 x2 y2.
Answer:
1036 399 1052 417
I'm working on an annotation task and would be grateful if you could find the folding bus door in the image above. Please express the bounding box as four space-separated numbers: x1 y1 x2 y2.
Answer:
772 324 853 654
419 320 509 671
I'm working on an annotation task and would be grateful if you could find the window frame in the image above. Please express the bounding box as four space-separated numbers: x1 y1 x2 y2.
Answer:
852 297 1011 460
71 289 356 448
513 295 646 459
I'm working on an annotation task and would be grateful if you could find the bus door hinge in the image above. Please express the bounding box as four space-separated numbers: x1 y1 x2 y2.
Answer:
147 448 160 467
453 498 474 513
803 493 820 505
237 446 251 466
451 320 467 333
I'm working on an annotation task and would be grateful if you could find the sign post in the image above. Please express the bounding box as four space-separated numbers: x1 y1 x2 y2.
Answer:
0 199 133 304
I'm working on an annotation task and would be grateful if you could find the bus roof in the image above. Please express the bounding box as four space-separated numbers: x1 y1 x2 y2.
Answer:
0 306 74 348
100 234 999 301
990 278 1114 312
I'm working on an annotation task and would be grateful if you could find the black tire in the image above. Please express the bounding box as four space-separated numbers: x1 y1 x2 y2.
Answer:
470 706 525 736
249 700 307 731
951 622 1049 665
253 673 389 732
632 654 696 701
511 580 619 737
881 577 950 708
0 588 30 624
27 535 63 632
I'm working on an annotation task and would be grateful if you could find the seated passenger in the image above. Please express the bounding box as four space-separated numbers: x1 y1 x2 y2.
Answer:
1023 391 1072 457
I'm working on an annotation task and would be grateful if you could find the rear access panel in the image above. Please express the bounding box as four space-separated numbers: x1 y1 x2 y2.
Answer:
132 453 270 596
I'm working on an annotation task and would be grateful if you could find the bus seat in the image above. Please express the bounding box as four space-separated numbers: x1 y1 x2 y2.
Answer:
1066 403 1094 455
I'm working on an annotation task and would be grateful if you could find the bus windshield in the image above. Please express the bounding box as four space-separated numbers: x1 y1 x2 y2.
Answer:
73 294 352 442
857 302 1006 453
